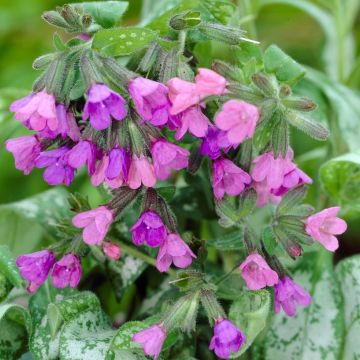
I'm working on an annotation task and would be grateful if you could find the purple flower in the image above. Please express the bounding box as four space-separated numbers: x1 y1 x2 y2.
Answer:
129 77 171 127
72 206 114 245
151 139 189 180
200 127 229 160
67 140 97 176
83 83 127 130
91 148 130 189
16 250 55 293
10 91 58 133
156 233 196 272
305 207 347 252
274 276 312 317
56 104 80 141
239 253 279 290
212 158 251 200
35 146 75 186
5 135 41 175
131 210 167 247
51 253 81 289
209 319 246 359
132 324 167 359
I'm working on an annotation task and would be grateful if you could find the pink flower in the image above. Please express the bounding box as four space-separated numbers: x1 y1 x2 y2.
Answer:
129 77 171 127
167 78 200 115
212 158 251 200
209 319 246 359
239 254 279 290
51 253 81 289
128 155 157 189
133 324 167 359
305 207 347 251
156 233 196 272
253 180 282 208
10 91 58 132
252 151 296 189
274 276 312 317
5 135 41 175
72 206 113 245
103 242 121 260
16 250 55 293
215 100 259 146
151 139 189 180
173 106 210 140
195 68 227 98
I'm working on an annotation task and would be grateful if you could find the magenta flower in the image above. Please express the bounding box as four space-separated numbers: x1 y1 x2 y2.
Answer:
215 100 259 146
103 242 121 260
56 104 80 141
252 151 296 189
129 77 171 127
83 83 127 130
195 68 227 98
305 207 347 251
151 139 189 180
274 276 312 317
212 158 251 200
156 233 196 272
51 253 81 289
209 319 246 359
35 146 75 186
128 155 157 189
239 253 279 290
253 180 282 208
173 106 210 140
167 77 200 115
16 250 55 293
5 135 41 175
131 210 167 247
10 91 58 132
67 140 97 176
133 324 167 359
72 206 114 245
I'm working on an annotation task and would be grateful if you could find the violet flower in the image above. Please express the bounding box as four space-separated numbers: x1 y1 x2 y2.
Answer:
16 250 55 293
131 210 167 247
83 83 127 130
56 104 80 141
67 140 97 176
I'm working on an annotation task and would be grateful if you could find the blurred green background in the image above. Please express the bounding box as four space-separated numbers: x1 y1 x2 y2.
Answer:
0 0 359 256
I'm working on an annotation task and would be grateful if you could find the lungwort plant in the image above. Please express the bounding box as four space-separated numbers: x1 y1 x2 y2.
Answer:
1 0 360 359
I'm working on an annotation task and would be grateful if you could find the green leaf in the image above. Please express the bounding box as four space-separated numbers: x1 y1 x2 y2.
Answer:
75 1 129 28
262 226 278 256
238 188 257 218
0 303 30 360
0 245 22 288
92 27 158 57
207 229 244 251
157 186 176 202
107 255 147 301
262 251 344 360
276 186 307 217
0 188 69 247
306 67 360 152
320 152 360 217
229 290 271 358
264 44 305 84
335 255 360 359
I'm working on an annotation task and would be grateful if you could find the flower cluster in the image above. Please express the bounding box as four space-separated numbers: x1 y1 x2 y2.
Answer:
7 65 348 360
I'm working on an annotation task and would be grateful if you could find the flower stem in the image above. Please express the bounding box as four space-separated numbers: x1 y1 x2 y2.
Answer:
215 263 240 285
116 241 177 278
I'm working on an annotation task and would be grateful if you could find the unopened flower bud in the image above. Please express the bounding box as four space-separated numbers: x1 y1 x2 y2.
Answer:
169 11 201 31
282 96 317 112
103 242 121 260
